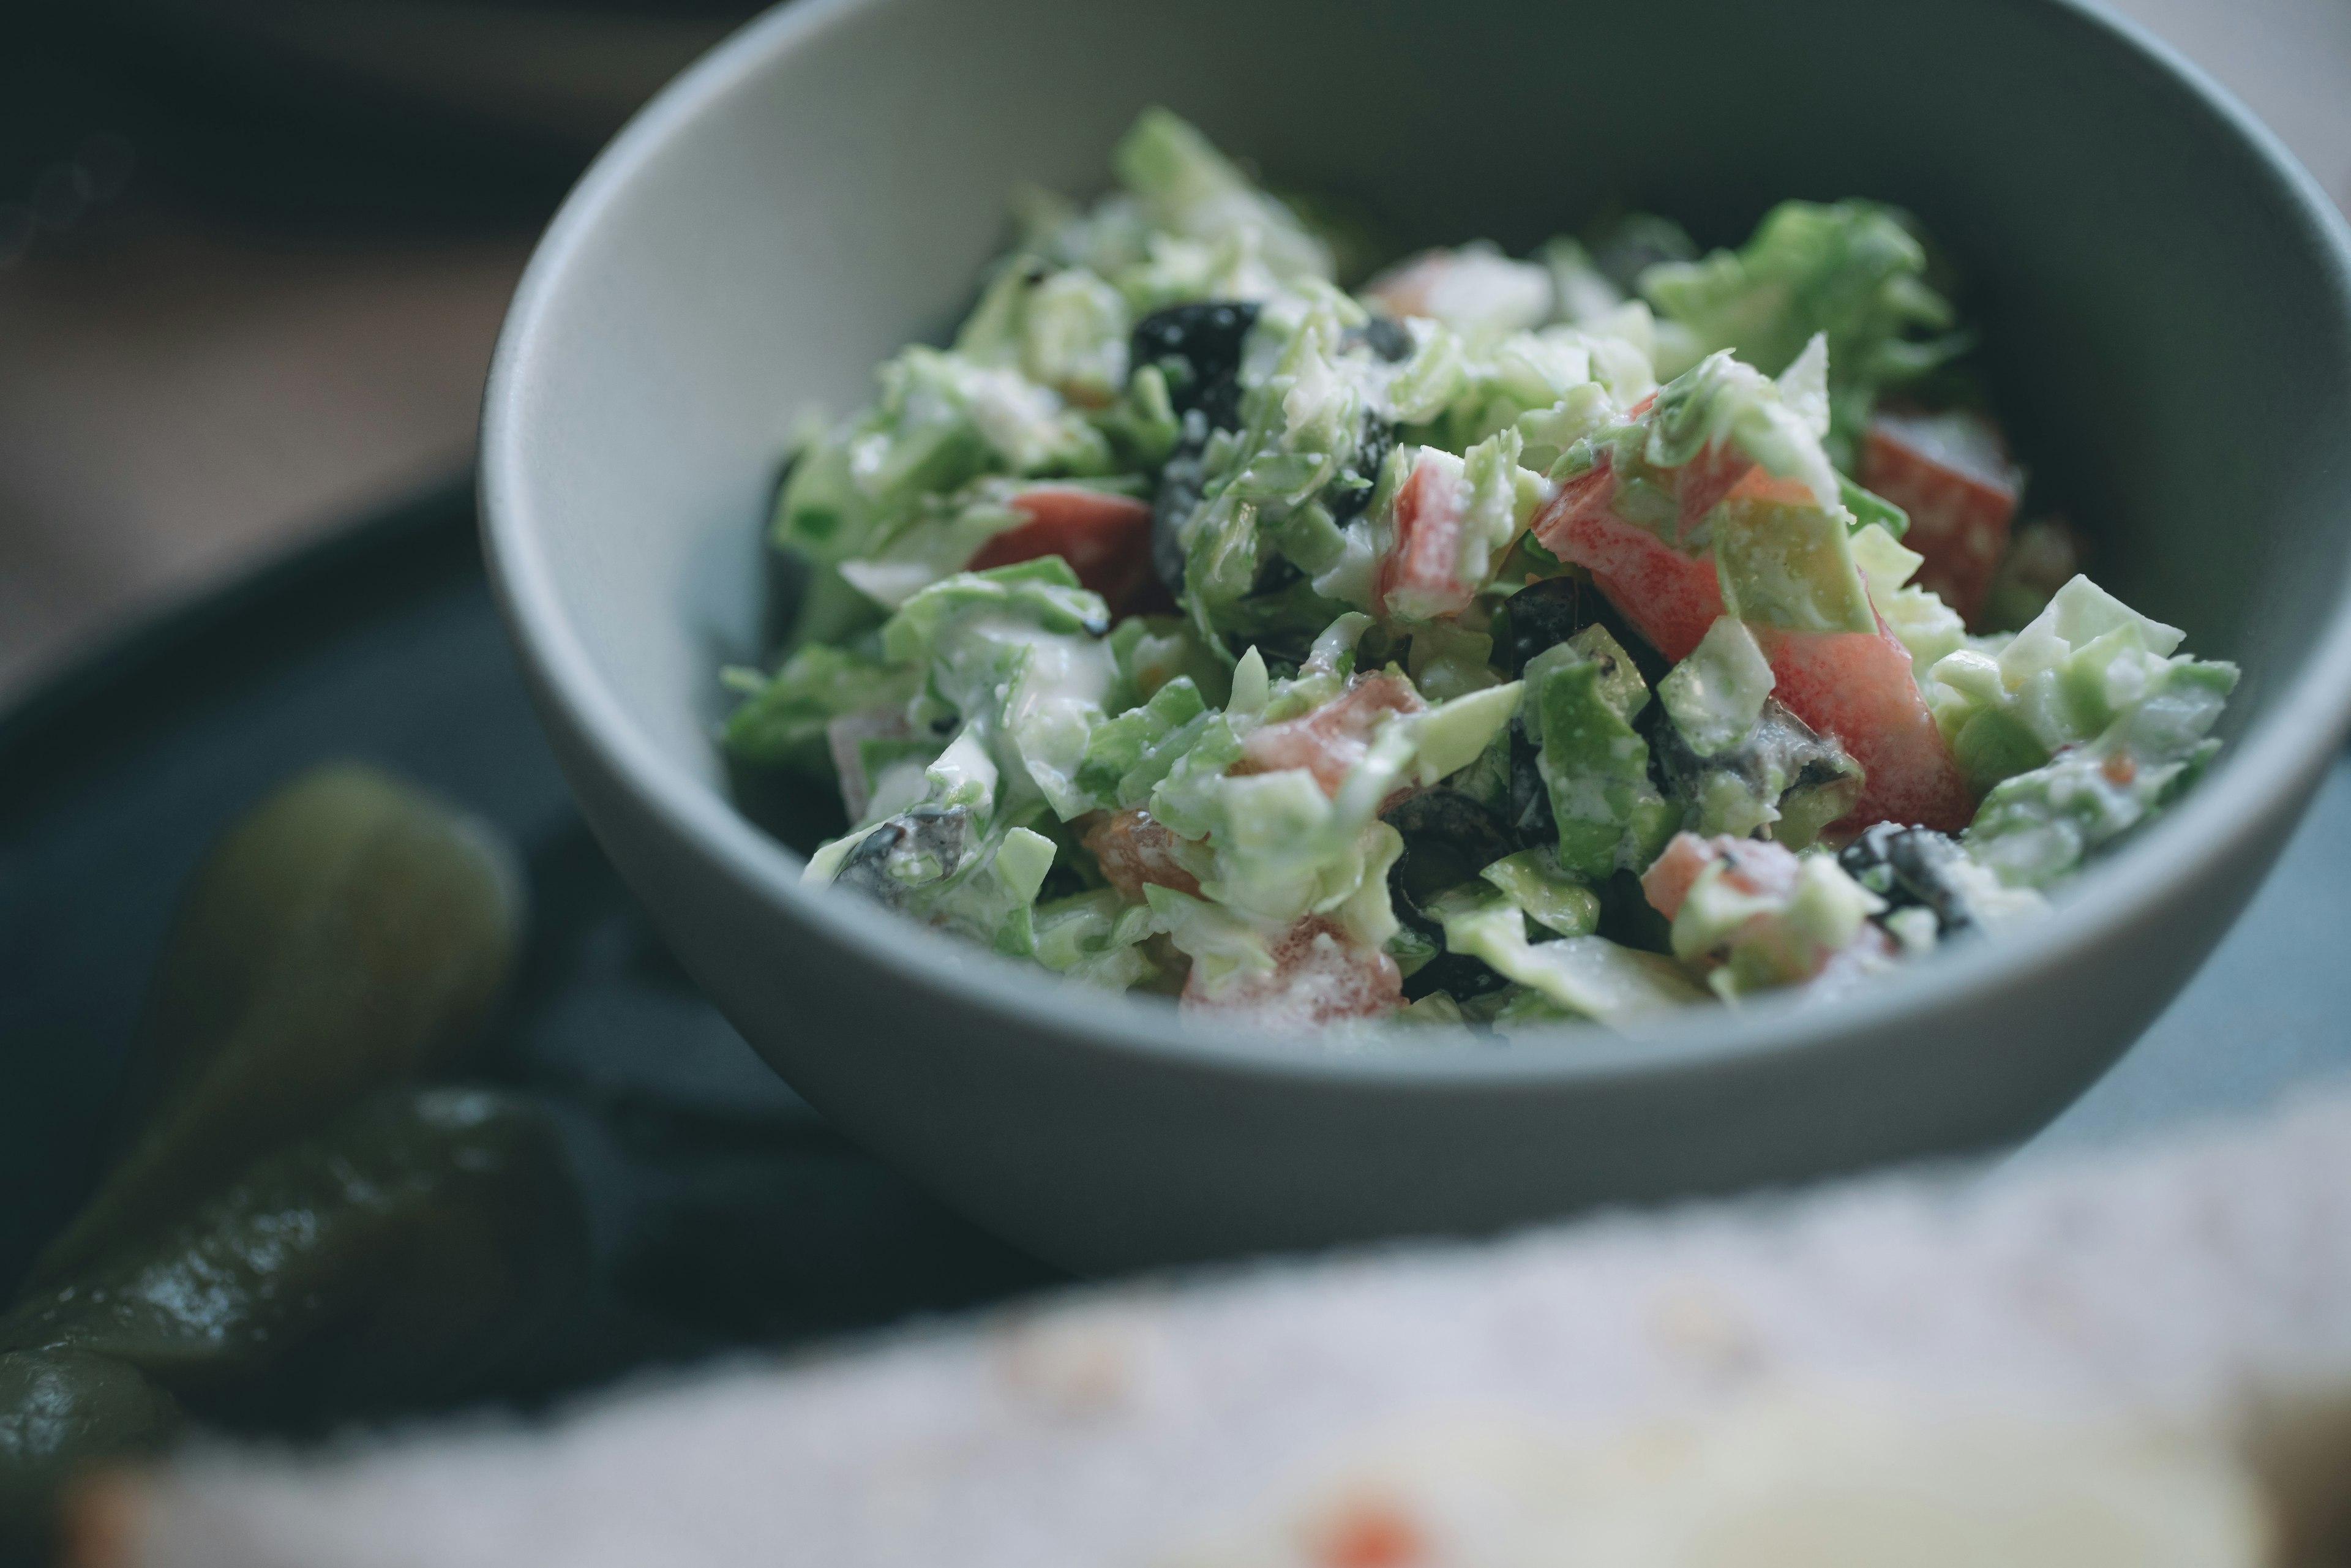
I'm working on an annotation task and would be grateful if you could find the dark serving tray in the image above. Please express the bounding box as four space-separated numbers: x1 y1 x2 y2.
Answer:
2 479 2345 1400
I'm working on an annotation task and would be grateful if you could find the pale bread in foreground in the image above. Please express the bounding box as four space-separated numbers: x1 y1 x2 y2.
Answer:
70 1090 2351 1567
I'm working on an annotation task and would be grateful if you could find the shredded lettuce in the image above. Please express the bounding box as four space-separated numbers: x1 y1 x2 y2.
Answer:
1523 626 1677 879
1435 885 1703 1022
1942 580 2238 887
760 111 2237 1033
721 643 919 775
1640 200 1962 463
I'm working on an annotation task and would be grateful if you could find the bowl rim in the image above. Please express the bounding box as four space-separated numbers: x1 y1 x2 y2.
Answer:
481 0 2351 1091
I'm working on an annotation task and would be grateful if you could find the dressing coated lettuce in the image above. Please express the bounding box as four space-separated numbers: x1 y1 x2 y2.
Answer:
725 110 2236 1039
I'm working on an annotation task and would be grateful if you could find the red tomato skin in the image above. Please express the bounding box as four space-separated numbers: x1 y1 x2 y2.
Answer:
1376 455 1474 621
1237 674 1427 797
1757 619 1974 832
965 487 1169 616
1529 456 1725 662
1859 418 2019 624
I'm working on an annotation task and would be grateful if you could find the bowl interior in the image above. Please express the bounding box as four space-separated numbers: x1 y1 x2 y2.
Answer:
487 0 2351 1049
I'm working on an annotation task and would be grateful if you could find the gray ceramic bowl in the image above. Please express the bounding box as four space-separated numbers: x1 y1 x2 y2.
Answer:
482 0 2351 1274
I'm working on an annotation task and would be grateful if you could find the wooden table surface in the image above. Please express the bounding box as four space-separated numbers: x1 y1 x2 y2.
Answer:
0 0 2343 704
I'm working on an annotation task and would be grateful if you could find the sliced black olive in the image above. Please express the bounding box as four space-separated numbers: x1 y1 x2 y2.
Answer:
1250 553 1305 598
1839 823 1976 934
1402 950 1510 1003
1382 792 1520 940
1149 416 1209 596
1648 696 1861 844
1592 867 1676 955
1131 300 1259 433
1497 576 1671 688
833 804 975 910
1329 411 1394 528
1341 313 1413 364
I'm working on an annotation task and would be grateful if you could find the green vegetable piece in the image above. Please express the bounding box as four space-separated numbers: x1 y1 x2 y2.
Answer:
29 766 522 1289
1638 200 1961 462
1838 473 1909 540
722 643 920 775
0 1350 182 1564
2 1089 587 1425
1479 849 1601 938
1659 617 1775 756
1671 851 1883 997
1112 108 1331 281
1963 651 2237 890
1434 886 1703 1023
880 557 1108 668
1526 626 1678 879
1107 614 1231 711
1711 487 1876 634
1075 677 1207 808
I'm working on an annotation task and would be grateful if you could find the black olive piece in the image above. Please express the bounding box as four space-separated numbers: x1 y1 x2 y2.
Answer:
1403 950 1512 1003
1498 576 1672 688
833 804 974 910
1646 696 1854 817
1382 792 1521 939
1327 412 1395 528
1131 301 1260 430
1341 313 1414 363
1149 425 1207 596
1251 553 1305 598
1592 868 1676 955
1223 626 1318 678
1839 823 1975 934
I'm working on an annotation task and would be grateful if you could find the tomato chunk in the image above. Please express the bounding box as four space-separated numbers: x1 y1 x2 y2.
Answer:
1859 411 2020 623
1180 915 1403 1027
1529 457 1725 662
1757 620 1974 832
1376 453 1474 621
1080 808 1201 901
1237 674 1426 796
966 487 1166 615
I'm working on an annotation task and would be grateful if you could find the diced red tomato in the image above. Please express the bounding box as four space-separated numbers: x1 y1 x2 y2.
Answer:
1671 441 1763 542
1237 673 1426 796
1377 452 1474 621
1311 1498 1430 1568
966 487 1171 615
1180 915 1403 1027
1757 620 1974 832
1528 456 1725 662
1642 833 1892 988
1641 832 1719 920
1860 411 2020 623
1642 832 1804 921
1080 808 1202 901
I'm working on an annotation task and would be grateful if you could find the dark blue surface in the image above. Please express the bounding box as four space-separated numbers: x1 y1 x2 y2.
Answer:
2032 752 2351 1152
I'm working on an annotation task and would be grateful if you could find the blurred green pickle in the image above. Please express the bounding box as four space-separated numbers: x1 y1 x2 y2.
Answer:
29 763 524 1287
2 1089 587 1425
0 1349 182 1564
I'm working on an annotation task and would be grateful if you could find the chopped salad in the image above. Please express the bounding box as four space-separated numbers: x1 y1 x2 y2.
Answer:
723 110 2235 1035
